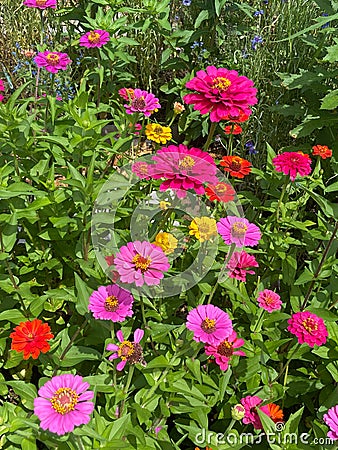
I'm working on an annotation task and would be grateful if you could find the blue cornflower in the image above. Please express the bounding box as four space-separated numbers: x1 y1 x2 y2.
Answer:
321 13 330 29
245 141 258 155
251 35 263 50
182 0 191 5
254 10 264 16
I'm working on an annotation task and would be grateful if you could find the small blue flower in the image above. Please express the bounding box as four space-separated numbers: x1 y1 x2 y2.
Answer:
321 12 330 29
245 140 258 155
251 35 263 50
254 9 264 16
182 0 191 5
15 42 21 49
191 41 204 49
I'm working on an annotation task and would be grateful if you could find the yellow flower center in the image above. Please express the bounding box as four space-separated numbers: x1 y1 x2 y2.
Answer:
138 163 148 175
46 53 60 65
88 31 101 44
231 221 248 236
201 317 216 333
132 254 152 272
265 295 274 305
104 295 119 312
36 0 47 5
217 340 233 357
118 341 134 360
179 155 195 168
215 183 227 193
302 318 318 332
212 76 231 92
51 387 79 415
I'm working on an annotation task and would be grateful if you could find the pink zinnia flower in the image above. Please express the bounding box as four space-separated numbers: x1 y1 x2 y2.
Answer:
183 66 257 122
287 311 328 347
23 0 56 9
34 51 71 74
124 89 160 117
186 304 233 346
217 216 261 247
151 144 218 198
132 161 151 180
34 374 94 435
272 151 312 181
79 30 110 48
106 328 145 371
114 241 170 287
240 395 270 430
205 331 245 371
88 284 133 322
118 87 135 101
323 405 338 440
257 289 282 313
226 251 259 281
0 80 5 92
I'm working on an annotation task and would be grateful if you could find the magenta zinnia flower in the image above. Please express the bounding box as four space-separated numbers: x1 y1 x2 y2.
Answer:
151 144 218 198
106 328 145 371
287 311 328 347
79 30 110 48
0 80 5 92
124 89 160 117
217 216 261 247
323 405 338 440
34 374 94 435
257 289 282 313
205 331 245 371
132 161 151 180
114 241 170 287
272 151 312 181
241 395 270 430
88 284 133 322
23 0 56 8
34 51 71 74
183 66 257 122
186 304 233 346
226 251 259 282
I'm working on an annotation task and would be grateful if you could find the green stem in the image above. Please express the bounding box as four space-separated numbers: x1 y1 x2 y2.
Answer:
119 365 135 417
203 122 217 151
217 242 237 283
97 49 101 107
224 418 236 435
273 342 300 383
251 308 265 333
275 178 289 223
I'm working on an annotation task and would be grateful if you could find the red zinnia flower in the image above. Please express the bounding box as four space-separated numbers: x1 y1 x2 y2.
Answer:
268 403 284 423
222 111 250 123
224 124 243 135
205 182 236 202
312 145 332 159
10 319 54 359
220 156 252 178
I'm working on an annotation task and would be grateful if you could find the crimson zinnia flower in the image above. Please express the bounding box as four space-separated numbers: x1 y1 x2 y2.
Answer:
287 311 328 347
272 151 312 181
220 156 252 178
10 319 54 359
312 145 332 159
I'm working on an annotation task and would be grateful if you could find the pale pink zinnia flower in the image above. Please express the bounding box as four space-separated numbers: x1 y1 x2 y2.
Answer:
257 289 282 313
34 51 71 74
287 311 328 347
23 0 56 9
106 328 145 371
240 395 270 430
323 405 338 440
205 331 245 371
132 161 151 180
226 251 259 281
151 144 218 198
217 216 261 247
272 151 312 181
34 374 94 435
183 66 257 122
79 30 110 48
186 304 233 346
88 284 134 322
124 89 161 117
114 241 170 287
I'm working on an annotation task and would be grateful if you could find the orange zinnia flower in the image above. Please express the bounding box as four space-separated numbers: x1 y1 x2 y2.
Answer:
10 319 54 359
312 145 332 159
220 156 252 178
224 124 242 135
268 403 284 423
205 182 236 202
222 111 250 123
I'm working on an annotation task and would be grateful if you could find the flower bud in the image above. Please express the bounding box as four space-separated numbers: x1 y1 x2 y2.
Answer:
232 404 245 420
173 102 185 114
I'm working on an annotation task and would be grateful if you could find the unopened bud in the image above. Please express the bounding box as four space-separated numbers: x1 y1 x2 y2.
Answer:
232 404 245 420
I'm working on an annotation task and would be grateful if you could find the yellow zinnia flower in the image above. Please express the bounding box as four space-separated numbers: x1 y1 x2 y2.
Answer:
153 232 178 255
189 217 218 243
145 123 172 144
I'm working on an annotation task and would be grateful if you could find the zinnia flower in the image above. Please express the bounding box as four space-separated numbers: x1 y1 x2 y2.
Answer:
34 51 71 74
79 30 110 48
183 66 257 122
224 124 242 135
272 151 312 181
287 311 328 347
186 304 233 345
241 395 270 430
153 232 178 255
23 0 56 8
118 87 135 101
222 111 250 122
257 289 282 313
205 182 236 202
132 161 151 180
151 144 218 198
124 89 161 117
88 284 134 322
106 328 145 371
205 331 245 370
268 403 284 423
173 102 185 114
145 123 172 144
312 145 332 159
34 374 94 435
10 319 54 360
0 80 5 92
226 251 259 281
323 405 338 440
114 241 170 287
217 216 261 247
189 217 218 242
220 155 252 178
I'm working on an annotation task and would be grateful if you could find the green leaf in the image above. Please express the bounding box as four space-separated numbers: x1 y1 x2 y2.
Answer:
58 346 101 367
194 10 209 28
0 309 27 324
320 89 338 110
6 381 37 410
74 273 91 316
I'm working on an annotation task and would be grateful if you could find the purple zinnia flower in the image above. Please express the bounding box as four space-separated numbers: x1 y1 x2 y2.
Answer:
88 284 134 322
